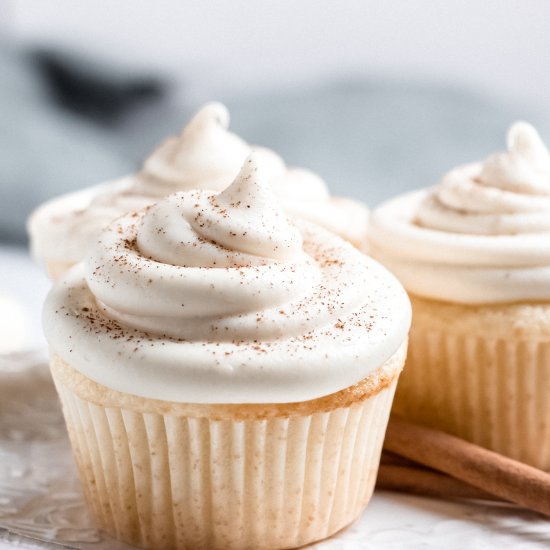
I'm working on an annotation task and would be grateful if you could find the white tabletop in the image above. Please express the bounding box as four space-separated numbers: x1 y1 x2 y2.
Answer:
1 246 549 550
0 245 49 352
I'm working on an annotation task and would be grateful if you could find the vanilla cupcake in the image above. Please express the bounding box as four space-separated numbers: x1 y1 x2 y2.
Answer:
29 103 368 280
43 155 409 550
369 122 550 469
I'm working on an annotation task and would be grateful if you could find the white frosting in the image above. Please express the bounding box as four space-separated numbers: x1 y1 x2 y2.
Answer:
28 103 249 264
28 103 368 270
369 122 550 304
43 156 409 404
271 167 369 246
28 178 150 264
137 102 250 195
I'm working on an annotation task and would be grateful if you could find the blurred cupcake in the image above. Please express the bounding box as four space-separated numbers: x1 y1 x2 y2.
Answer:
43 155 409 550
369 122 550 468
28 102 368 280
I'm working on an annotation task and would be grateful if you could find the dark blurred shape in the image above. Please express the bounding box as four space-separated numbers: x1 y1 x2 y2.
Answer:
30 49 164 125
0 41 170 245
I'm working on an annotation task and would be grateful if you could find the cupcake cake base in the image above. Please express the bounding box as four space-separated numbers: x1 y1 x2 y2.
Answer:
50 342 406 550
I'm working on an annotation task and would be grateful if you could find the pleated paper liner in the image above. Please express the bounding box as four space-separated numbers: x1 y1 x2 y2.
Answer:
50 343 405 550
393 295 550 470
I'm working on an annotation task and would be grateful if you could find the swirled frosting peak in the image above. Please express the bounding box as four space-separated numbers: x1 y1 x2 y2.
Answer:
85 154 319 338
139 102 250 192
137 153 303 269
416 121 550 235
369 122 550 304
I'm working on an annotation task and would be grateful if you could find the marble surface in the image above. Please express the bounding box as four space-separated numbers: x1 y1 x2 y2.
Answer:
1 248 550 549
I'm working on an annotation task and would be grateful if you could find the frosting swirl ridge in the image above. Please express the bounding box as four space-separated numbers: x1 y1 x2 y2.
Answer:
137 102 250 194
416 122 550 235
369 122 550 304
86 155 320 338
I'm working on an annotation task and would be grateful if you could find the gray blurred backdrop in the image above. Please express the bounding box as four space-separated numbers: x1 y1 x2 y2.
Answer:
2 0 550 244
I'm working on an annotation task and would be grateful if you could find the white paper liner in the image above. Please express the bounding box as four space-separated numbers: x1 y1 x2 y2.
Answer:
53 365 398 550
394 327 550 470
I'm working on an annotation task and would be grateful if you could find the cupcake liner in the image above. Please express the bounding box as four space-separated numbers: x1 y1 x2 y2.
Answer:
51 353 402 550
393 325 550 470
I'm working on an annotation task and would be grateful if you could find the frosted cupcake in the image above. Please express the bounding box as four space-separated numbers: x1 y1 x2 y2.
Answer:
369 122 550 469
43 155 409 550
29 102 368 280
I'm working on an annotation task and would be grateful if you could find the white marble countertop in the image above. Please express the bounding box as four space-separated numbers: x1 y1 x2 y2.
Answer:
1 246 549 549
0 246 50 353
1 493 548 550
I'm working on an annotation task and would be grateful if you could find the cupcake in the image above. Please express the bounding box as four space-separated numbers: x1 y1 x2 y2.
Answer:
43 155 410 549
369 122 550 469
29 102 368 280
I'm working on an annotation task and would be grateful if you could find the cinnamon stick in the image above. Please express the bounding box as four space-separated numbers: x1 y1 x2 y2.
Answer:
384 416 550 516
377 463 500 501
381 450 419 467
